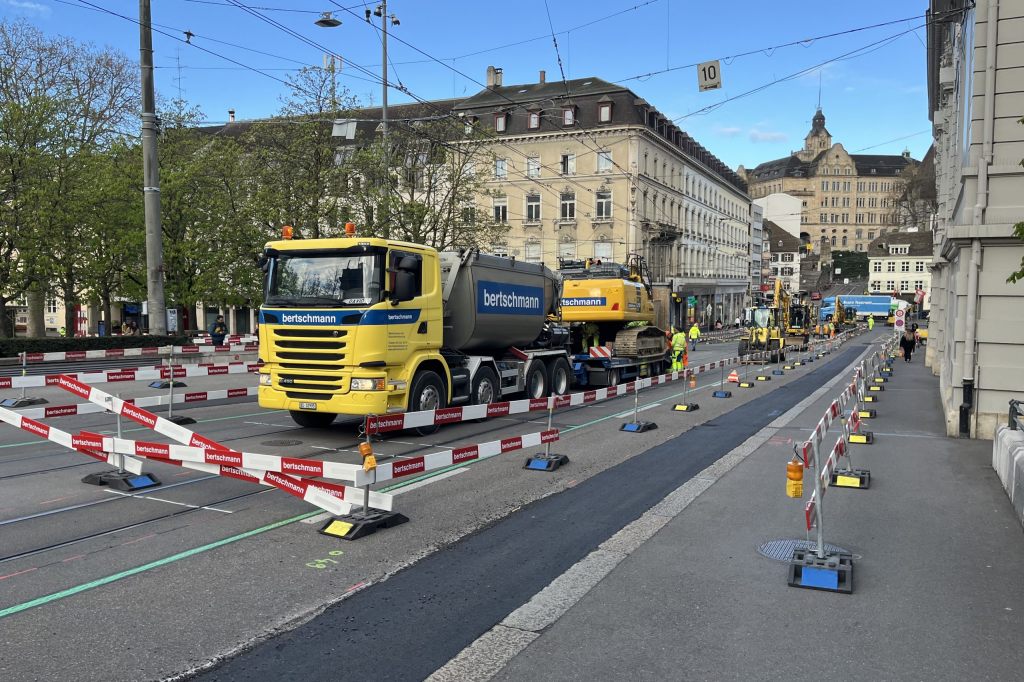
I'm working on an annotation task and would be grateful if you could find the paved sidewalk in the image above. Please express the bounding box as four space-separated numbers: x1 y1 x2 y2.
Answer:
487 349 1024 680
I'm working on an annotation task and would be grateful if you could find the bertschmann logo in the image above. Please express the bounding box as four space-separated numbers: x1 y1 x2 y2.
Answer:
562 297 606 306
481 288 540 310
387 312 416 323
280 313 338 324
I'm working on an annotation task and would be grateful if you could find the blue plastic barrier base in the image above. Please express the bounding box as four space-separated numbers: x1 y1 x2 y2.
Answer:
805 356 815 363
523 453 569 471
620 421 658 433
712 390 732 399
320 510 409 541
787 548 854 593
82 470 161 492
775 369 787 374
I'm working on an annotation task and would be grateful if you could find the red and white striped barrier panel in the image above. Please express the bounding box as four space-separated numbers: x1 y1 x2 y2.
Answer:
92 435 391 510
0 362 257 390
0 404 145 475
190 335 258 345
52 375 377 515
370 429 559 484
15 386 258 420
588 346 612 359
19 342 257 364
804 433 845 531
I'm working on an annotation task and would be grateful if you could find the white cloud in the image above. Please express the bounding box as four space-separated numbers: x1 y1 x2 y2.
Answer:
749 129 787 143
3 0 51 14
713 125 742 137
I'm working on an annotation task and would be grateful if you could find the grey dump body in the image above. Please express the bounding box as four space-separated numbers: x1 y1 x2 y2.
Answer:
439 250 560 354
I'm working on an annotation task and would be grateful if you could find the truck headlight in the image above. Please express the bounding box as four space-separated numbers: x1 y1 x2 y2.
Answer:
259 373 272 386
350 378 386 391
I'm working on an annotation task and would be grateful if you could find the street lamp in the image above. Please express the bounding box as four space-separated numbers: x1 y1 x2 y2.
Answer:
314 11 341 28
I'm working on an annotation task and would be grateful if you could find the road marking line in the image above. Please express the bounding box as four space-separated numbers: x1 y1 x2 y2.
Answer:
0 567 37 581
103 489 234 514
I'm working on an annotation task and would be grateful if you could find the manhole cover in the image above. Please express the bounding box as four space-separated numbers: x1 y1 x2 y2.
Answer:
261 439 303 447
758 539 849 562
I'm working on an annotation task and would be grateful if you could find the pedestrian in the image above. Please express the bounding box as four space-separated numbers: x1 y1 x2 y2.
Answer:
671 327 688 371
734 316 741 329
688 321 701 351
209 315 228 347
867 316 875 331
714 319 723 330
899 328 916 363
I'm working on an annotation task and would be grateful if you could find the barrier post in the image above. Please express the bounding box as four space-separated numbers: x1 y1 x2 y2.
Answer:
165 347 196 425
319 415 409 540
713 362 732 399
81 392 161 491
621 377 657 432
673 368 700 412
525 405 569 470
737 353 755 388
0 352 48 408
757 348 773 381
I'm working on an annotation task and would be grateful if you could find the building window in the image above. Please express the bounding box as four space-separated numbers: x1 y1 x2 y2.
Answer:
562 107 575 126
832 181 839 191
494 158 507 179
558 241 576 259
885 280 895 292
494 113 507 132
524 241 541 263
597 151 612 173
771 267 779 276
526 156 540 178
491 243 509 258
867 230 875 239
598 102 612 122
594 241 613 261
492 196 507 223
886 261 896 272
45 297 58 314
526 193 541 222
560 153 576 175
781 253 794 262
870 281 879 291
914 280 925 290
842 236 848 247
900 261 910 272
915 261 925 273
782 267 794 276
771 253 779 262
560 192 576 220
820 212 827 223
528 111 540 129
596 190 612 220
872 261 882 273
821 181 829 191
841 213 849 223
900 281 911 292
831 236 836 246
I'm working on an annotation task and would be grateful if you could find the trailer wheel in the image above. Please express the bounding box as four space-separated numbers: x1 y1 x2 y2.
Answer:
548 357 571 395
289 410 336 428
471 367 499 406
409 370 446 436
607 369 620 387
525 360 548 398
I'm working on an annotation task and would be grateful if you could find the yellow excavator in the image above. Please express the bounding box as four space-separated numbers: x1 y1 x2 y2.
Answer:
558 254 669 383
739 278 791 362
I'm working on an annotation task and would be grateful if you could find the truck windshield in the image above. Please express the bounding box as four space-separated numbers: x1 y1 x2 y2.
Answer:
266 252 383 307
753 308 774 328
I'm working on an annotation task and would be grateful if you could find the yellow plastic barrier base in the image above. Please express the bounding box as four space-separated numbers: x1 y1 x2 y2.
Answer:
320 510 409 541
831 468 871 489
863 395 878 403
738 382 755 388
756 375 771 381
673 403 700 412
868 385 884 392
857 409 877 419
849 432 874 444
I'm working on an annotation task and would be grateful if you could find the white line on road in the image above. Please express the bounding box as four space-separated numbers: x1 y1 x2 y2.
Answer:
103 489 234 514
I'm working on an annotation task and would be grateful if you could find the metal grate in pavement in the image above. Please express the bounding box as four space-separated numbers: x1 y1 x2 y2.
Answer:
758 538 849 562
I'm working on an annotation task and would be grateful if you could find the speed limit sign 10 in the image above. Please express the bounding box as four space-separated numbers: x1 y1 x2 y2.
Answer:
698 60 722 91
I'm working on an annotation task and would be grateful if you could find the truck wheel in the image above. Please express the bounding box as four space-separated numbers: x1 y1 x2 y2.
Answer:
547 357 572 395
409 370 446 435
525 360 548 398
607 369 620 387
289 410 336 428
471 367 499 406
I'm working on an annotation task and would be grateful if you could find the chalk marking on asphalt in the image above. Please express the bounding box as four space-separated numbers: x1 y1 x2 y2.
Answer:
0 349 849 622
426 341 873 682
103 489 234 514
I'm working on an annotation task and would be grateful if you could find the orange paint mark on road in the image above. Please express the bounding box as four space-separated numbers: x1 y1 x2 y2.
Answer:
120 533 157 547
0 567 37 581
62 555 86 563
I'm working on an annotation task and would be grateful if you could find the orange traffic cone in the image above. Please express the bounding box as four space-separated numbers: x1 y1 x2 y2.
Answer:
727 369 740 383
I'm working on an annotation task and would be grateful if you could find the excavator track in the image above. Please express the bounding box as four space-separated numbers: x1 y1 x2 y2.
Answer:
613 326 667 360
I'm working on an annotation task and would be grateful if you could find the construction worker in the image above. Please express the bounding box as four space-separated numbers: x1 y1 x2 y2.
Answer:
671 327 688 371
867 315 875 331
688 321 701 351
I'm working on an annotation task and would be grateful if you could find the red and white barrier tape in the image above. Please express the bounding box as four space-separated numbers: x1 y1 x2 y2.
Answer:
53 375 373 514
19 342 257 364
0 362 257 390
16 386 257 420
190 336 258 345
0 404 144 475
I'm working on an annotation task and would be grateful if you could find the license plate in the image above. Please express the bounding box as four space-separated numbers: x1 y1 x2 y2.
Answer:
299 402 317 410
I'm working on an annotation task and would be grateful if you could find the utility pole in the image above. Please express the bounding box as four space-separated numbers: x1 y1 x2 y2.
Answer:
380 0 389 145
139 0 167 335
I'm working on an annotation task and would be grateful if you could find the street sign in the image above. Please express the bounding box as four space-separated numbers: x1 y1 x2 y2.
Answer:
894 308 905 331
895 309 905 318
697 60 722 92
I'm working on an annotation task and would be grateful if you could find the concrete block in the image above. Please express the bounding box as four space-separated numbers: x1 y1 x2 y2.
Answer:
1012 445 1024 529
993 426 1024 493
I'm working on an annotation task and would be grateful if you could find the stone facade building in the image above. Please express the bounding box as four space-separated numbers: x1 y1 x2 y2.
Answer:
763 221 802 294
740 109 918 253
866 230 934 311
453 69 751 328
926 0 1024 438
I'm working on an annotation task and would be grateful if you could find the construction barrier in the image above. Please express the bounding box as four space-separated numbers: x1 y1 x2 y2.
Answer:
14 387 257 420
0 361 257 390
15 342 257 365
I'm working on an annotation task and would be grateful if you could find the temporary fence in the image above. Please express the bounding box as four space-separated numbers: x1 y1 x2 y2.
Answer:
15 342 258 365
0 361 257 390
12 387 257 420
190 335 258 345
787 333 893 594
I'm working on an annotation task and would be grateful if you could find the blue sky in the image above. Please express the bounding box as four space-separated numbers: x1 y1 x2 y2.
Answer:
2 0 932 169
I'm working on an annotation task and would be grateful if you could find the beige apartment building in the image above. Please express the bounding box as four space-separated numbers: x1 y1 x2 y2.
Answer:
453 69 752 328
926 0 1024 438
740 109 918 253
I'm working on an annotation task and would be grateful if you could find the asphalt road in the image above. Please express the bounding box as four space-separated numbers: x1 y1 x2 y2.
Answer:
0 338 847 681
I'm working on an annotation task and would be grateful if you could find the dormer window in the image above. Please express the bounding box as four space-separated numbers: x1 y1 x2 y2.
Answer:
562 107 575 126
598 101 612 123
528 111 541 130
494 113 507 132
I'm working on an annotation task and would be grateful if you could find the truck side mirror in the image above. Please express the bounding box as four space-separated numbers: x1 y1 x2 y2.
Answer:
392 270 416 303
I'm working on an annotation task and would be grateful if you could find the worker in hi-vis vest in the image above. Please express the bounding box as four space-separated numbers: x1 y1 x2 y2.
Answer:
671 327 688 371
867 316 875 331
688 322 701 351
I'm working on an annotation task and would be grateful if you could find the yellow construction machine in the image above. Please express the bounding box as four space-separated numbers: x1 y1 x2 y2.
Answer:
739 278 798 362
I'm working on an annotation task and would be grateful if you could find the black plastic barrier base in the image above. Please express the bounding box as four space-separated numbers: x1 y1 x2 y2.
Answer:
830 468 871 489
672 402 700 412
620 420 658 433
788 548 854 593
0 396 48 408
149 380 187 389
82 470 161 492
320 510 409 541
773 369 785 375
524 453 569 471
